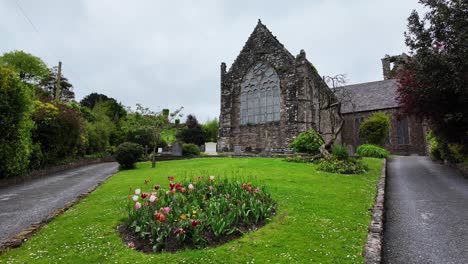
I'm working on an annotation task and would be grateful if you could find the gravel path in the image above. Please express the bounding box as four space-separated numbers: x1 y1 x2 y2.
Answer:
383 156 468 264
0 162 118 244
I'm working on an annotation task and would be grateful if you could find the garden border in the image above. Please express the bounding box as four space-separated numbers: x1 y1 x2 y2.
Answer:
0 170 116 254
363 158 387 264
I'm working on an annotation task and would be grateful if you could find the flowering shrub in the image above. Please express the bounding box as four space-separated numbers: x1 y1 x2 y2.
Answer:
318 158 368 174
125 175 275 252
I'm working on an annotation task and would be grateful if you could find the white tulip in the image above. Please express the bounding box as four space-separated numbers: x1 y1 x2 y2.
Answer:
132 195 139 201
135 188 141 195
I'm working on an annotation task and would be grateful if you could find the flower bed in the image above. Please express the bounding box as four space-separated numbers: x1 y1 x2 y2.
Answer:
124 175 276 253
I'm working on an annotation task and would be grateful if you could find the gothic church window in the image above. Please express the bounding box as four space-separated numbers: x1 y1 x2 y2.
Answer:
240 62 280 125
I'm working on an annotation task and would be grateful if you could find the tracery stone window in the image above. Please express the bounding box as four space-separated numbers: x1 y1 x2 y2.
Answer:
240 62 280 125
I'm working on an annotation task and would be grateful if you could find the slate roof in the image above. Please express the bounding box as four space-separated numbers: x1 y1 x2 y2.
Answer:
333 79 400 114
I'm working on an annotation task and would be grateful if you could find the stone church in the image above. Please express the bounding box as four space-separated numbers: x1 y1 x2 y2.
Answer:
217 20 426 155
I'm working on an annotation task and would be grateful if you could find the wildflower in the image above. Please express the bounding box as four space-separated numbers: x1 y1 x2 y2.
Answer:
141 193 148 199
188 184 195 191
127 242 135 249
132 195 139 202
209 175 215 181
135 189 141 195
154 184 160 190
149 195 156 203
191 220 199 227
181 187 186 193
155 213 165 223
144 179 149 185
208 185 213 191
168 175 174 181
134 202 141 210
162 207 171 214
174 228 186 234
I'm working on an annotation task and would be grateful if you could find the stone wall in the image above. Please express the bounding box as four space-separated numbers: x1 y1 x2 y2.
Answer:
341 109 427 155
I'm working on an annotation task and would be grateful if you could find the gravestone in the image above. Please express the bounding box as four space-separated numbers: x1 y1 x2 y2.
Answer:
172 143 182 156
157 148 163 153
205 142 217 155
234 145 242 156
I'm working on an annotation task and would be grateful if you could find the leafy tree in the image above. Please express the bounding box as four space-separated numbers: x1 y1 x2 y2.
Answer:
0 50 48 84
0 66 34 178
202 118 219 142
80 93 111 109
359 112 390 146
397 0 468 148
40 66 75 102
177 114 206 146
80 93 126 122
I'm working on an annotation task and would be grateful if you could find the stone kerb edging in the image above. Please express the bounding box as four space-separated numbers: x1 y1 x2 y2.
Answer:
363 158 387 264
0 172 115 254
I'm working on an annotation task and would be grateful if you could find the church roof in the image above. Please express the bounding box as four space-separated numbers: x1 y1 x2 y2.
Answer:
333 79 400 114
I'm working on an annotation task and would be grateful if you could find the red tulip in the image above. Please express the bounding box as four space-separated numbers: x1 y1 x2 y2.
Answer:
174 228 186 234
155 213 165 223
176 182 182 189
168 175 174 181
141 193 148 199
242 183 247 189
169 183 175 189
181 187 186 193
154 184 160 190
248 186 253 194
191 220 199 227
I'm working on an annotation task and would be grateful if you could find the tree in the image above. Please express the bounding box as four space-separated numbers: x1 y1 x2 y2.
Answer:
0 50 48 84
397 0 468 147
202 118 219 142
177 114 206 146
0 66 34 178
40 66 75 102
80 93 126 122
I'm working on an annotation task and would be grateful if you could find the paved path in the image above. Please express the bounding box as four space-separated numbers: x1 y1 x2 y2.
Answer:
0 162 118 244
383 156 468 264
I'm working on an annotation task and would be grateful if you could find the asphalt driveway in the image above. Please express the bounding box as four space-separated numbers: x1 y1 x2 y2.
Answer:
0 162 118 245
383 156 468 264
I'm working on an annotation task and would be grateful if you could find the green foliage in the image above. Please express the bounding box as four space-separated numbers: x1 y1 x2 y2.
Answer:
177 114 206 146
290 129 324 154
426 131 442 160
83 104 115 154
115 142 144 169
202 118 219 142
318 158 368 174
359 112 390 146
447 143 465 163
80 93 126 122
0 66 34 178
31 101 85 166
332 144 349 160
126 175 275 252
356 144 390 158
0 50 48 84
183 143 200 156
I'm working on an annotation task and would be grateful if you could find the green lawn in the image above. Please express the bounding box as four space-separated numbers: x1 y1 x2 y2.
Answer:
1 158 382 263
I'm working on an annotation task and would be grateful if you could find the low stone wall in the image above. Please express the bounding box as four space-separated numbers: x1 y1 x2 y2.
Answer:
363 159 387 264
0 157 114 188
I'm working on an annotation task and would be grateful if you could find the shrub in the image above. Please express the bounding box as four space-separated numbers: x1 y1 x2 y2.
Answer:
318 158 368 174
447 143 465 163
359 112 390 146
356 144 389 158
332 144 349 160
0 66 34 178
125 175 275 252
115 142 143 169
290 129 324 155
426 131 442 160
183 143 200 156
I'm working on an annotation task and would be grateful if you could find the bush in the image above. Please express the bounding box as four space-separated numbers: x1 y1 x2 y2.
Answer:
125 175 275 252
115 142 143 169
426 131 442 160
318 158 368 174
359 112 390 146
332 144 349 160
447 143 465 163
290 129 324 155
356 144 389 158
0 66 34 178
183 143 200 156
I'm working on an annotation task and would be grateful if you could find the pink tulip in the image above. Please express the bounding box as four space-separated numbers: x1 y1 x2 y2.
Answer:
149 195 156 202
208 185 213 191
162 207 171 214
134 202 141 210
209 175 215 181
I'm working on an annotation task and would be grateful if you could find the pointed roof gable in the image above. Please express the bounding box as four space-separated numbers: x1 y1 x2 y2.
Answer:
227 20 295 73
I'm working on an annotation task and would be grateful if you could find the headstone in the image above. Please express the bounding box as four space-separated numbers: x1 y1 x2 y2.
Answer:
157 148 163 153
234 145 242 156
205 142 217 155
172 143 182 156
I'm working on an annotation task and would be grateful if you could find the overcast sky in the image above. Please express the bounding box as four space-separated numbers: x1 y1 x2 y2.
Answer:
1 0 425 122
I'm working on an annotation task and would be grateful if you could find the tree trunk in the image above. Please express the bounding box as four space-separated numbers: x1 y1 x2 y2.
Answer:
151 146 157 168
